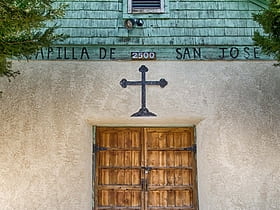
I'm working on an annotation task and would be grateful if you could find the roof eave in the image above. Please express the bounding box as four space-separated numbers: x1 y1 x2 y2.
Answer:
249 0 269 9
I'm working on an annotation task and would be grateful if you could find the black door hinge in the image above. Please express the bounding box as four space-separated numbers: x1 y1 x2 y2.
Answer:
93 144 108 153
183 144 197 153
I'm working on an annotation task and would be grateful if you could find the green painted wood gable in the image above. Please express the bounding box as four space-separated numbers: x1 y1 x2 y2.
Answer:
36 0 271 60
54 0 266 46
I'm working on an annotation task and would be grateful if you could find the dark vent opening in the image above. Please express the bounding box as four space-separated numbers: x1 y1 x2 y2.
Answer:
132 0 161 9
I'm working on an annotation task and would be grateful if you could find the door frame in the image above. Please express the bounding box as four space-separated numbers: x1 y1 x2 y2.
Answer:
92 126 199 210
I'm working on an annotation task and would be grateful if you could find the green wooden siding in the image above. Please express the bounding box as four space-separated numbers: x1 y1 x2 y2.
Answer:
53 0 264 46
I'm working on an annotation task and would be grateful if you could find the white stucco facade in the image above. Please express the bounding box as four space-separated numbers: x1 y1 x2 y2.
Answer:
0 61 280 209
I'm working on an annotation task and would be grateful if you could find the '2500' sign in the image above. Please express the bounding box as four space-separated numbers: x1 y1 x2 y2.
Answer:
131 52 156 60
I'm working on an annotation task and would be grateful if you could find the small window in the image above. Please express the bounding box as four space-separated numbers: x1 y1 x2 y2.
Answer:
128 0 164 13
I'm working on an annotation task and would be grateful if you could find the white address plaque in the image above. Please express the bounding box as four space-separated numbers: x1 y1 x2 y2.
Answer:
131 52 156 60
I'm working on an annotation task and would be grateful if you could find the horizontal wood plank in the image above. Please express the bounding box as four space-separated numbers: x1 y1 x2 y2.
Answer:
98 185 141 190
148 186 193 190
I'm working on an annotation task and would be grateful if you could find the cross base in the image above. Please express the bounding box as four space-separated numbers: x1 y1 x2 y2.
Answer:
131 107 157 117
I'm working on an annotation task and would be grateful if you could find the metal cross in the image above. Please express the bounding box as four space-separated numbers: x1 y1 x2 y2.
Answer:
120 65 168 117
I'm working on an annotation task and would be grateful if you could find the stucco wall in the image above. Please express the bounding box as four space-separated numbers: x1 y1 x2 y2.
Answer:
0 61 279 210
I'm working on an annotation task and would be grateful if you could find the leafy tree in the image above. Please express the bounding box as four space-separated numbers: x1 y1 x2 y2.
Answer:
0 0 67 80
253 0 280 65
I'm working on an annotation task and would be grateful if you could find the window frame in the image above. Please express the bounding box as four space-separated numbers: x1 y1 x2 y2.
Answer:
128 0 165 14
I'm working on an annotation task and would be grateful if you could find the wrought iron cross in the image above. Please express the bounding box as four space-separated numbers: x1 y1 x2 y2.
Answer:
120 65 168 117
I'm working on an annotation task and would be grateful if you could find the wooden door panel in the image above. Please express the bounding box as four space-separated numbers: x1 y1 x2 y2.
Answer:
98 189 141 207
95 128 143 209
98 128 142 149
147 151 192 167
95 127 197 210
98 169 141 185
99 151 141 167
145 128 195 209
146 128 192 149
147 190 192 208
148 169 192 186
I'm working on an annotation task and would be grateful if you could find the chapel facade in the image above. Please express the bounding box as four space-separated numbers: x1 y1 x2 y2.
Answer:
1 0 280 210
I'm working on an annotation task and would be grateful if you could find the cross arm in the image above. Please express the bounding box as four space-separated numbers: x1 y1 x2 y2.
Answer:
120 78 168 88
146 79 168 88
120 79 142 88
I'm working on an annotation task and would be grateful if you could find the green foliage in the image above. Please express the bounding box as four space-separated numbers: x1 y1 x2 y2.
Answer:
253 0 280 65
0 0 67 80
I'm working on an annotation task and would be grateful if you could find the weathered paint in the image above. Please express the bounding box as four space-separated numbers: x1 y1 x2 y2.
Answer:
45 0 271 60
55 0 262 46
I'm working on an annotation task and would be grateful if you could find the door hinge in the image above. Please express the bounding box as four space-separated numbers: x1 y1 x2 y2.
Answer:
93 144 108 153
183 144 197 153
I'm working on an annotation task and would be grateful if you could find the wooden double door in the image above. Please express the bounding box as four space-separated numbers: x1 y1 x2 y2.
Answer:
94 127 198 210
